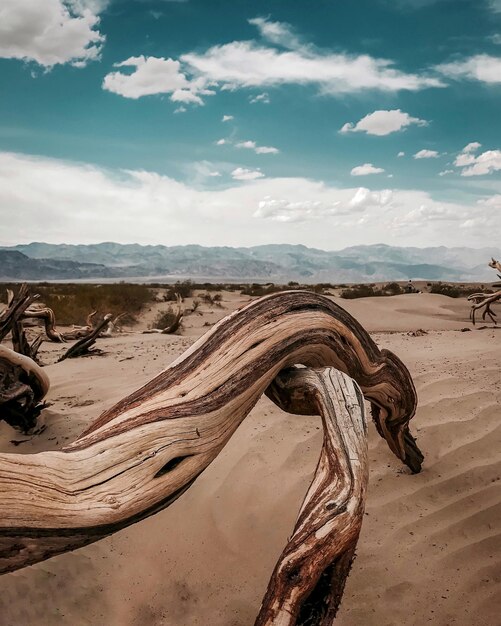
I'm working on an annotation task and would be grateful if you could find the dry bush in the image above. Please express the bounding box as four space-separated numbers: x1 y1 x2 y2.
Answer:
1 283 154 325
151 307 182 330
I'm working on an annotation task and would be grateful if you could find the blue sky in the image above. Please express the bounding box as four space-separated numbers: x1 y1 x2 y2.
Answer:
0 0 500 248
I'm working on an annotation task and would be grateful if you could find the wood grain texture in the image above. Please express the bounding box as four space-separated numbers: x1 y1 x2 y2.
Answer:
255 367 367 626
0 291 422 578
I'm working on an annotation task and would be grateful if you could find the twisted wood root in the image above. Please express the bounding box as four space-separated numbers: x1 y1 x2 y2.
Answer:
0 291 422 581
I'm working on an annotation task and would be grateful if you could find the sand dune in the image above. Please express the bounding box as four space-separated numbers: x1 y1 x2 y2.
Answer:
0 292 499 625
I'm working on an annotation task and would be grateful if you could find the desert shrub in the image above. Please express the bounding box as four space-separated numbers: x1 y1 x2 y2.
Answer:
165 280 194 301
191 299 200 312
429 282 487 298
340 284 380 299
151 307 182 330
382 282 404 295
241 283 283 297
5 283 154 325
201 292 223 307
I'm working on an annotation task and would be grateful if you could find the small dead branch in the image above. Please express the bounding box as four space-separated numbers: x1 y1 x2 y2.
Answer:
58 314 112 361
20 306 65 342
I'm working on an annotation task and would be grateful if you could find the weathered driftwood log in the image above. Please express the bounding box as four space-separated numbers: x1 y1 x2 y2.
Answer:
143 293 183 334
255 367 367 625
58 314 112 361
0 345 50 432
468 290 500 325
468 258 501 325
0 291 421 582
21 306 65 342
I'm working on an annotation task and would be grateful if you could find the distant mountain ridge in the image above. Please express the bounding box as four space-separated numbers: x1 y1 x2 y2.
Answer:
0 243 499 282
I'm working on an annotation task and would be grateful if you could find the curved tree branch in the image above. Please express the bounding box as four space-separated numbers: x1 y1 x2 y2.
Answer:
0 291 422 581
255 367 367 625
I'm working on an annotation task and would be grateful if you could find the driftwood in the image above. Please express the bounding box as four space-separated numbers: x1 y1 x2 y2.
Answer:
468 258 501 325
0 291 421 621
58 314 112 361
20 306 65 343
143 293 183 334
0 345 50 432
256 367 367 625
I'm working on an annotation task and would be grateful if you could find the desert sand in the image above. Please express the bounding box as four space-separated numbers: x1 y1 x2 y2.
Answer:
0 291 499 626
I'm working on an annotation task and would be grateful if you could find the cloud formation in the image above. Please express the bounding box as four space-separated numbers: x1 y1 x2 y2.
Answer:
248 16 302 49
0 0 106 67
340 109 428 136
0 151 496 248
235 140 279 154
231 167 264 180
414 149 439 159
182 41 443 95
102 55 213 102
351 163 385 176
435 54 501 84
454 143 501 176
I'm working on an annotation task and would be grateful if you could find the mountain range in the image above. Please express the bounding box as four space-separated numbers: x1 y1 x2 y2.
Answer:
0 242 499 283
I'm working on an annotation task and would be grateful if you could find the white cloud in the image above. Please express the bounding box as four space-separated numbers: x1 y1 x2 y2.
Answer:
174 106 186 114
182 41 443 95
350 163 385 176
102 55 214 103
222 115 234 122
340 109 428 136
414 149 439 159
216 138 227 145
439 169 454 176
231 167 264 180
478 194 501 209
462 142 482 153
209 171 221 177
435 54 501 84
398 151 405 157
250 92 270 104
0 0 106 67
490 34 501 44
235 140 256 149
456 149 501 176
248 16 302 49
235 140 279 154
0 151 497 249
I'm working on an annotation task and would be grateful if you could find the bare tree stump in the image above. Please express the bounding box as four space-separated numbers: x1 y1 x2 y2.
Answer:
0 291 422 582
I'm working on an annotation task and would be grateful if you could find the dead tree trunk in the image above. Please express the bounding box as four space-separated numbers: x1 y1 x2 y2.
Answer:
0 291 422 586
58 314 112 361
